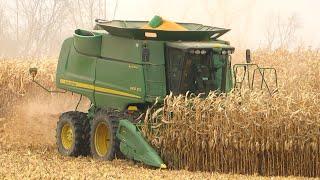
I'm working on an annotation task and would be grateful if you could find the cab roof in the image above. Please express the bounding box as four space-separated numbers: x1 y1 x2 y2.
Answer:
166 41 234 50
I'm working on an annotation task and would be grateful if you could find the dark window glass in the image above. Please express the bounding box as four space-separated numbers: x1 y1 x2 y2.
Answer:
165 47 215 95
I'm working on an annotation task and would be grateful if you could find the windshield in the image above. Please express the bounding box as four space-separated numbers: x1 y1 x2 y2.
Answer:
165 47 215 95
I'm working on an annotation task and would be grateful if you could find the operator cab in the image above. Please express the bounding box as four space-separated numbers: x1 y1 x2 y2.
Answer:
165 42 234 95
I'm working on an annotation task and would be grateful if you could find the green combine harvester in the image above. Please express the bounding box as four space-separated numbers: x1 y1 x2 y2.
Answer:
29 16 277 168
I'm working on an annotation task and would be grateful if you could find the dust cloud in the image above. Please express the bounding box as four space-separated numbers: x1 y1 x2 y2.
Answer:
3 93 90 146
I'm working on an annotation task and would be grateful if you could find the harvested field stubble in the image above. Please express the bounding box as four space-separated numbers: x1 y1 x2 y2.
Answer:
142 49 320 177
0 144 281 179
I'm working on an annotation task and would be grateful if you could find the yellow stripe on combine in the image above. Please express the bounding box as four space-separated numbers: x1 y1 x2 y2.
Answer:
95 86 141 99
60 79 141 99
60 79 94 90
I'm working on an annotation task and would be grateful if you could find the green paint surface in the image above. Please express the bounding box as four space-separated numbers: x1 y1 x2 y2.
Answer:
117 120 165 168
57 28 234 110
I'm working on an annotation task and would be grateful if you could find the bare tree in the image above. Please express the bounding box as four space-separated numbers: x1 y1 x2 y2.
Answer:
265 14 277 50
65 0 106 29
0 0 109 58
17 0 67 57
264 13 300 50
277 14 300 48
0 0 16 57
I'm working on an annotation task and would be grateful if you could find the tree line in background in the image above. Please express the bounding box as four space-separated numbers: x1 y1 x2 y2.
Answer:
0 0 107 58
0 0 302 59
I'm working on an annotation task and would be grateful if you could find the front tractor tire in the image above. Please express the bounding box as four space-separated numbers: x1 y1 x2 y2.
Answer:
90 111 120 161
56 111 90 157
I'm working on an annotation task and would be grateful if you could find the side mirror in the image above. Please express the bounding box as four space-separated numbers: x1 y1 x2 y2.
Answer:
29 67 38 80
246 49 251 63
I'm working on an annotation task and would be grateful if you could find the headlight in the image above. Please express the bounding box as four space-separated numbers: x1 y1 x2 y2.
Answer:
221 50 227 55
195 50 201 55
201 50 206 55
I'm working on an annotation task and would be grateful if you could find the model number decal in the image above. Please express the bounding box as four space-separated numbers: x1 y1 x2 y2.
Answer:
130 86 142 92
129 64 139 69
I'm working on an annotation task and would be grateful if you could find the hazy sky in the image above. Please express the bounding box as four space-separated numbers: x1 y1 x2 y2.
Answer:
106 0 319 49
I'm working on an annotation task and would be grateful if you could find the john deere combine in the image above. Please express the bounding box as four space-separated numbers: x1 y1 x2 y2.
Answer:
30 16 277 168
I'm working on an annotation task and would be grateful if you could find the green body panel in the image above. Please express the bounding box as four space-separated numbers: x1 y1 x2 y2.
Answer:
117 120 164 168
56 30 234 109
94 58 145 109
57 30 169 109
56 37 96 102
100 35 141 63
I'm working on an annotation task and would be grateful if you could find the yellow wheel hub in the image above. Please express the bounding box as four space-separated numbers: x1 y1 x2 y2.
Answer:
95 122 110 156
61 123 74 150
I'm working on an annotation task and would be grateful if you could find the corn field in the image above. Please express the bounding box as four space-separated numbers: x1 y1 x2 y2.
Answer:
0 59 56 115
142 49 320 177
0 49 319 178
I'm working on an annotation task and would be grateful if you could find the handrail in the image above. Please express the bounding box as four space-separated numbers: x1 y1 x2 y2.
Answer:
233 63 278 95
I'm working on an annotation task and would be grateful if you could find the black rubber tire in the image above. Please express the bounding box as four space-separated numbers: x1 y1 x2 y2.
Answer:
90 110 121 160
56 111 90 157
81 113 91 156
